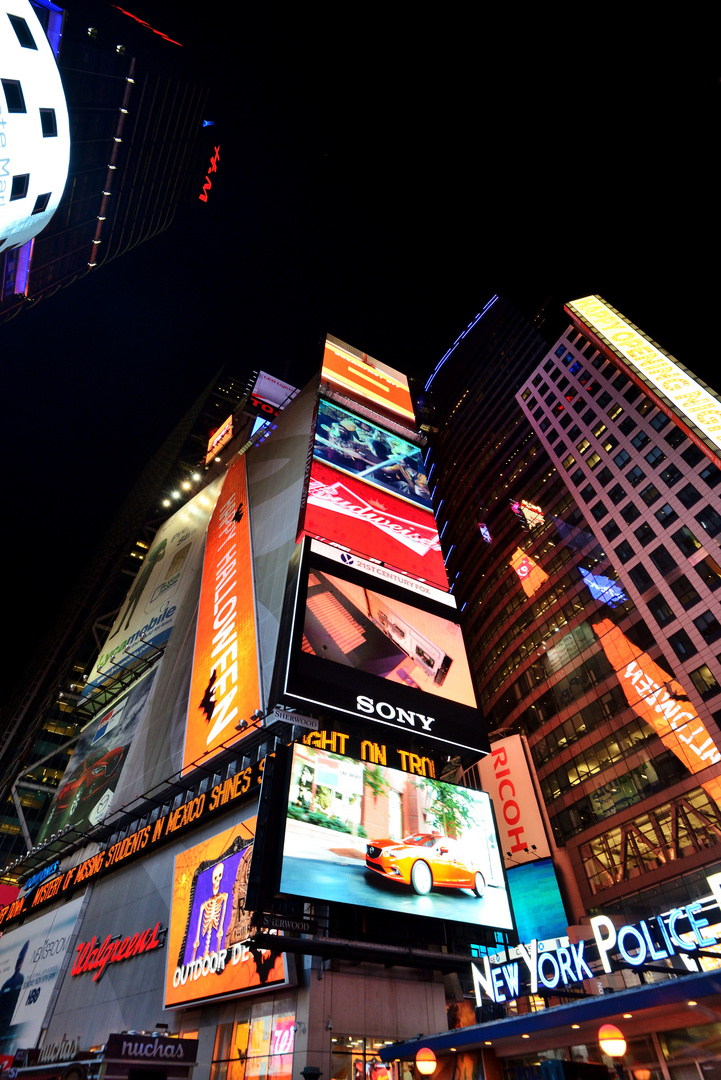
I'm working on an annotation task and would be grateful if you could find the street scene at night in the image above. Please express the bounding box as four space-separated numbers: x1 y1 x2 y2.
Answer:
0 4 718 1080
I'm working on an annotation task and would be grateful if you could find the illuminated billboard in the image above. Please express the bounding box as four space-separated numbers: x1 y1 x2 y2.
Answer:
506 859 568 942
205 414 233 463
511 499 544 530
314 398 431 510
251 371 299 409
164 818 293 1009
321 337 415 424
0 896 83 1056
510 547 548 598
83 479 223 699
274 543 486 755
593 618 721 806
279 744 513 931
39 668 158 840
301 460 447 589
183 456 261 773
567 296 721 460
476 735 550 867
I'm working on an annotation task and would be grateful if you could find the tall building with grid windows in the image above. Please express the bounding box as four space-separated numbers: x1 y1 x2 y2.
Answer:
425 295 721 926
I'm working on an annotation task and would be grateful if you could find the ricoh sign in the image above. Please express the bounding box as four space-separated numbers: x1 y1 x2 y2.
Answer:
473 871 721 1006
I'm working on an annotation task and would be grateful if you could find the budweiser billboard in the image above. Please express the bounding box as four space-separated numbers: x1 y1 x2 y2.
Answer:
300 460 447 589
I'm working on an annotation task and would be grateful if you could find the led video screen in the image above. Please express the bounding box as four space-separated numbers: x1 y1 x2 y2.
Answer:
321 338 415 424
165 818 293 1009
279 744 514 931
506 859 568 942
302 459 447 589
277 546 487 755
314 398 431 510
302 570 475 706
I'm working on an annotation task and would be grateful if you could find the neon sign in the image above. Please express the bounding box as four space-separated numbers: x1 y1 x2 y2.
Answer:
71 921 166 982
199 146 220 202
472 872 721 1005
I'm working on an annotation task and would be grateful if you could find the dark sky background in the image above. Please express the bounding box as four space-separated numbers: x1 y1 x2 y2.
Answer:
1 7 718 695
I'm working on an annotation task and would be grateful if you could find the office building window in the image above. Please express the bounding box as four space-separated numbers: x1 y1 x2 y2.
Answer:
625 385 642 404
550 368 561 383
634 522 655 546
548 430 559 445
608 403 624 421
660 463 683 487
668 630 698 660
696 506 721 538
596 466 613 486
570 467 584 485
569 425 581 441
544 359 555 372
647 594 676 627
650 412 669 432
615 540 634 563
588 380 601 397
602 520 621 542
533 407 543 420
592 421 607 439
670 575 701 609
694 611 721 643
601 435 619 453
682 444 705 468
640 483 661 507
562 454 576 471
627 465 646 486
672 525 702 556
614 449 631 468
558 376 569 392
540 418 550 432
700 463 721 488
590 501 608 522
577 438 591 455
597 391 612 409
609 483 625 505
619 416 637 435
587 452 602 470
637 400 655 417
580 484 595 502
555 346 566 358
628 564 654 592
613 373 629 391
665 427 687 449
695 556 721 591
677 483 701 508
560 413 572 429
645 447 666 468
649 545 677 575
621 503 641 525
632 431 650 451
656 502 679 527
689 664 720 698
582 408 596 424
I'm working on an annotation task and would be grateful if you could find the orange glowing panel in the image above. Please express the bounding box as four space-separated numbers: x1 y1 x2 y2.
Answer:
321 338 415 423
183 456 261 773
164 819 290 1008
510 548 549 598
592 619 721 805
205 413 233 463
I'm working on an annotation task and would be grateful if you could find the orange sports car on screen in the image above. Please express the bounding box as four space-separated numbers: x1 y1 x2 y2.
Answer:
365 833 486 897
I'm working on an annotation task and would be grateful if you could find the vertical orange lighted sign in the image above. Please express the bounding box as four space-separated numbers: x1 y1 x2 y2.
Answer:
510 547 549 598
183 456 261 773
593 619 721 806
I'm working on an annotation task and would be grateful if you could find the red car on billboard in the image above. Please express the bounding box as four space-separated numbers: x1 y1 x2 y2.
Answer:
47 745 126 828
365 833 486 897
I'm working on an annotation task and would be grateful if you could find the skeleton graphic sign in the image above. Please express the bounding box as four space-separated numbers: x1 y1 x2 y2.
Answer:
164 819 293 1008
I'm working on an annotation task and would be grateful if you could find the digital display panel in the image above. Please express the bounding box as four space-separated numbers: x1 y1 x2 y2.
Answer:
303 570 475 705
276 544 486 755
301 459 447 589
506 859 568 943
165 818 292 1009
321 338 415 424
206 414 233 463
314 398 431 510
279 744 513 931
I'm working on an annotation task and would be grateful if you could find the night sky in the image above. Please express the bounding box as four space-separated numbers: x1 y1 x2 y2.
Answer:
2 8 718 698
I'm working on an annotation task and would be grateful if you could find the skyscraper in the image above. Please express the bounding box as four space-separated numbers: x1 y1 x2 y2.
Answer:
425 294 721 926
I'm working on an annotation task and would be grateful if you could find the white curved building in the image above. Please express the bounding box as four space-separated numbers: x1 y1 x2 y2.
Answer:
0 0 70 253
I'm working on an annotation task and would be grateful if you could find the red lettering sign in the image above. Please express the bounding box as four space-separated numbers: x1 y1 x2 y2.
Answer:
71 921 165 982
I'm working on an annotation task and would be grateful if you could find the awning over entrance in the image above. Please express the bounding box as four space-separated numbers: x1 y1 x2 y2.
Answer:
379 968 721 1062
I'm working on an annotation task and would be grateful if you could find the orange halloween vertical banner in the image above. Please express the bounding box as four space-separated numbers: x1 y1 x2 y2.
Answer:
183 455 261 773
592 618 721 805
